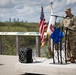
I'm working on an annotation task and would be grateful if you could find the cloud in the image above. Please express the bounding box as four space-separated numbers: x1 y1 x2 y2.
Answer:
16 6 34 15
0 0 14 8
0 0 76 22
66 0 76 4
0 0 10 5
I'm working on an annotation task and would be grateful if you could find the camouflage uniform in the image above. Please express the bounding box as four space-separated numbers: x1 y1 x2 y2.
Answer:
62 14 76 58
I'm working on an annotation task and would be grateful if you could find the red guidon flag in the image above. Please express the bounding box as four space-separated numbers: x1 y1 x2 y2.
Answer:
47 6 56 36
39 5 47 47
47 3 56 50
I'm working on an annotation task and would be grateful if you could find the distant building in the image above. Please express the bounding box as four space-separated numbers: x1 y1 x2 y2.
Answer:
25 21 28 23
17 18 19 22
13 18 16 22
21 20 24 22
9 18 11 22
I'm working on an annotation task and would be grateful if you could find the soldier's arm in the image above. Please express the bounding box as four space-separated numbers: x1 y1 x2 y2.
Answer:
68 16 76 31
73 16 76 29
60 18 66 30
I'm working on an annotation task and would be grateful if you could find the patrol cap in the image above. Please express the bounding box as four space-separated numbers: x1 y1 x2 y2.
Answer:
65 8 71 12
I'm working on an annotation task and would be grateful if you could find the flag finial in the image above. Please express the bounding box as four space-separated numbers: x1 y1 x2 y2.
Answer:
50 2 53 5
50 2 53 9
50 2 54 14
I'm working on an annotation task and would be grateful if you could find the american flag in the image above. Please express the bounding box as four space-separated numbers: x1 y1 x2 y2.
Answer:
39 5 47 47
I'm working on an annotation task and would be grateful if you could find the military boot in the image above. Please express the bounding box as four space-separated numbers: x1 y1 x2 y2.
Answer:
70 57 75 63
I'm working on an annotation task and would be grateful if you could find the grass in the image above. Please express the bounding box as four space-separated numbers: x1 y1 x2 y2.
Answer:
0 22 39 32
0 26 28 32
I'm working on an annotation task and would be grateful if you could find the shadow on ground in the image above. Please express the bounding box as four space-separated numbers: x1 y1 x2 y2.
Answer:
0 64 4 66
21 73 45 75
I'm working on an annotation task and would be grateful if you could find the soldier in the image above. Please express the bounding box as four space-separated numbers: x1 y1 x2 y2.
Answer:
62 8 76 63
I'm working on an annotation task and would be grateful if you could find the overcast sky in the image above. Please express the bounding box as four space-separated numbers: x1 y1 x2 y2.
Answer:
0 0 76 22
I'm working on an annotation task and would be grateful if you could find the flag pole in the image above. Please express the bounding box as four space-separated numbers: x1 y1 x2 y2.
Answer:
49 2 55 64
54 14 60 64
50 2 53 14
50 2 60 64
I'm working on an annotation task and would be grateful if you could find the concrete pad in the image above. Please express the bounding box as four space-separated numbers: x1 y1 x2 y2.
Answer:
16 57 76 75
0 55 19 75
0 55 76 75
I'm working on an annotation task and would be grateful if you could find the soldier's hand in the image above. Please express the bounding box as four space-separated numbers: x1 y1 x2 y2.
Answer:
68 27 76 31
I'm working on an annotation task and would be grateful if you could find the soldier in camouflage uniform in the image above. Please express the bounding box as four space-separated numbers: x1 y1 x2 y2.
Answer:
62 8 76 63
